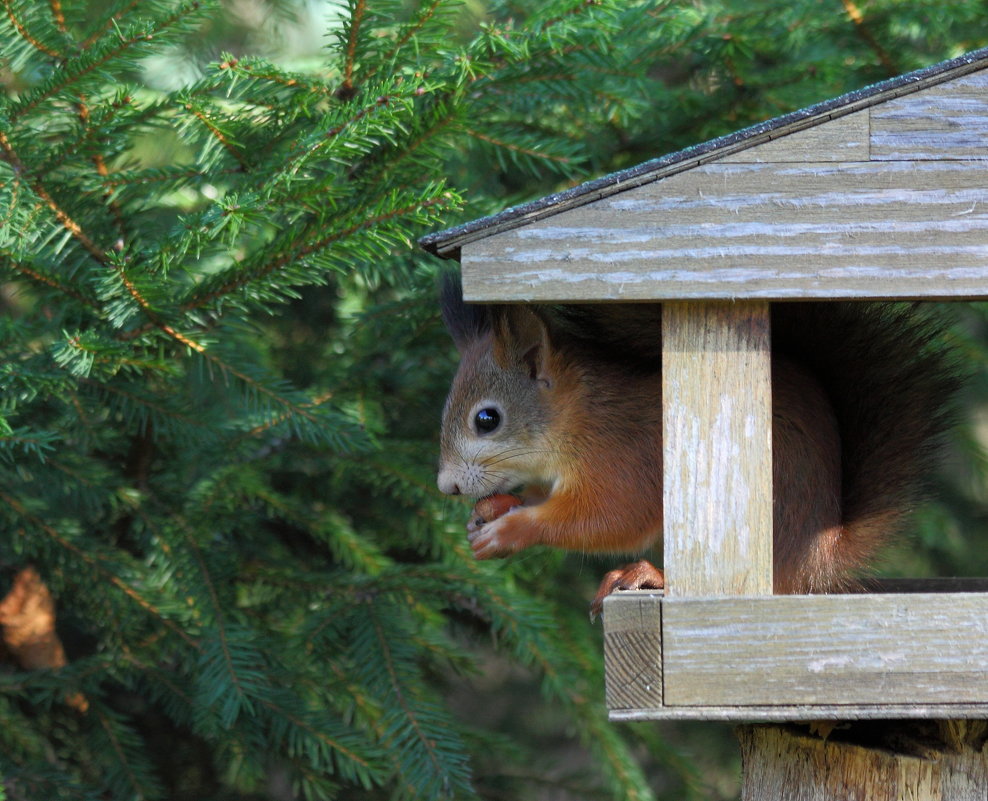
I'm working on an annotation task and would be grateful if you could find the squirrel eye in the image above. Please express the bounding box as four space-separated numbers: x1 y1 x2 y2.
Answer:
474 407 501 434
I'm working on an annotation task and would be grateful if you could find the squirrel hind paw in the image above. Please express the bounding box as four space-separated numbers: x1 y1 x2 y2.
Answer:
589 560 665 622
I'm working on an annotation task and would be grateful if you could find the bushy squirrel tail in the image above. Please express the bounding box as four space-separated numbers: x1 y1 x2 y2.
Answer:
772 302 961 571
544 299 961 580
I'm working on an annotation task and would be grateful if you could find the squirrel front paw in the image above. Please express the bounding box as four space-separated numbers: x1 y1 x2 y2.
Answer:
467 515 513 559
467 505 537 559
467 493 523 533
466 494 524 558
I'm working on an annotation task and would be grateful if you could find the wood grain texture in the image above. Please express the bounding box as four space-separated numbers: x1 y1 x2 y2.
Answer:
721 110 870 163
662 302 773 597
425 58 988 260
601 592 663 711
460 159 988 301
662 593 988 706
872 71 988 161
863 577 988 593
738 721 988 801
603 589 988 719
610 704 988 722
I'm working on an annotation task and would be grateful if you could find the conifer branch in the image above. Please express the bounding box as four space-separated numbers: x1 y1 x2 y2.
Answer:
95 709 151 801
93 156 125 231
182 101 250 170
65 336 169 373
184 532 251 711
0 129 109 264
81 0 141 48
345 105 458 191
121 650 199 708
368 603 446 778
103 264 235 363
88 381 204 429
368 0 444 78
324 91 396 139
45 455 97 491
338 0 365 97
465 127 573 164
256 696 378 771
0 489 198 647
184 191 454 311
193 348 327 428
542 0 603 30
840 0 898 76
48 0 65 33
11 0 202 121
3 0 64 58
78 98 128 237
268 90 402 183
102 168 203 187
238 390 333 440
220 59 334 97
3 256 100 307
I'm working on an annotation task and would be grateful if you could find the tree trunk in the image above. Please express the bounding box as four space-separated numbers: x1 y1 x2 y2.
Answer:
738 720 988 800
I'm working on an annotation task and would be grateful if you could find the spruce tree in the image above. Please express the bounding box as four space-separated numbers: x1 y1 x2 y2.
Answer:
2 1 987 799
0 0 678 798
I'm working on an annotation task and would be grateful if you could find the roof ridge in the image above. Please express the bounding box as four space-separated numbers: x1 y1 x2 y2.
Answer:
422 46 988 259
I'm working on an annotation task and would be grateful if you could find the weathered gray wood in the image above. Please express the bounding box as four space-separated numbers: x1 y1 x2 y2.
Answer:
863 576 988 593
602 588 988 719
662 593 988 706
662 302 773 597
872 71 988 161
610 704 988 722
738 721 988 801
722 110 869 163
601 592 662 711
460 159 988 302
423 52 988 261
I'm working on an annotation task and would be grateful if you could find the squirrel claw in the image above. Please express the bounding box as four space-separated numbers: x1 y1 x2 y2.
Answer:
468 493 523 533
466 494 524 557
589 560 665 622
467 522 499 559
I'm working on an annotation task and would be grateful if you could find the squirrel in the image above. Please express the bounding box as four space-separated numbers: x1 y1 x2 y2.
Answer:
437 273 959 615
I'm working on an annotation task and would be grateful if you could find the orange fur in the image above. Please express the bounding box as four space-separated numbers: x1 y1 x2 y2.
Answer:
439 280 958 597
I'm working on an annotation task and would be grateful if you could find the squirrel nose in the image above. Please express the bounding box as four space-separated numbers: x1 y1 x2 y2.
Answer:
437 471 461 495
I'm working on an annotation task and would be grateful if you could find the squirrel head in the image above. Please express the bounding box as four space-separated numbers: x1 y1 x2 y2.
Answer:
438 277 559 498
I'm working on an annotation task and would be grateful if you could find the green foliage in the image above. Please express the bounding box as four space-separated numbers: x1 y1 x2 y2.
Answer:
2 0 988 799
0 0 677 798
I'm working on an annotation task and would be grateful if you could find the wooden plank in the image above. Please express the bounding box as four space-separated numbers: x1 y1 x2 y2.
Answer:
602 585 988 719
459 160 988 302
872 71 988 160
738 721 988 801
864 577 988 593
722 110 870 163
427 59 988 260
602 592 662 711
662 593 988 706
610 704 988 722
662 302 773 597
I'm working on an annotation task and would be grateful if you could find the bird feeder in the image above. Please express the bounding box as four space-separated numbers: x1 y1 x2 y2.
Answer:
421 47 988 724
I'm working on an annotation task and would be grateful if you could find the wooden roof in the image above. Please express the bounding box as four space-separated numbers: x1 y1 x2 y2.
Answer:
422 47 988 302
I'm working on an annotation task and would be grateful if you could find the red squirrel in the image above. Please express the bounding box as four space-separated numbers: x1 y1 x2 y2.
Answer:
437 275 958 614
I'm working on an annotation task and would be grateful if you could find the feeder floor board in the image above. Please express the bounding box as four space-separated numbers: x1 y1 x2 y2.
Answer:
603 584 988 721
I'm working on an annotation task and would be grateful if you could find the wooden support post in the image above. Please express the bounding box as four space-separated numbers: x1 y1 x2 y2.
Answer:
661 301 773 597
738 721 988 801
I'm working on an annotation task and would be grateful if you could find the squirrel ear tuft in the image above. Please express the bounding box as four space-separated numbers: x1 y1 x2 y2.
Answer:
439 271 491 352
491 306 553 384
